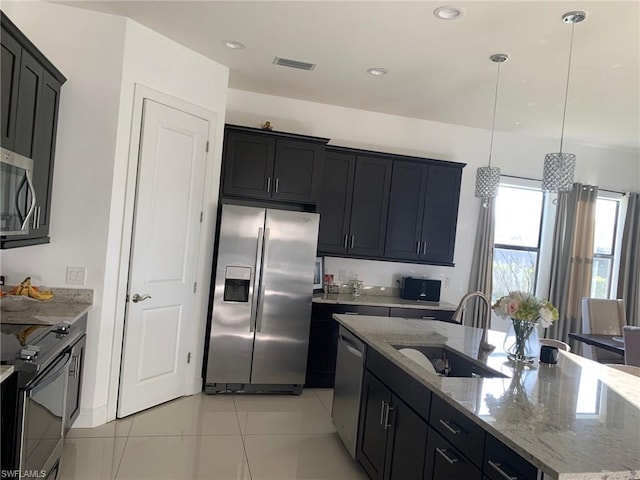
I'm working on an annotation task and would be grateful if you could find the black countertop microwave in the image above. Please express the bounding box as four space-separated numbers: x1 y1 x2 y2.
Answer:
400 277 441 302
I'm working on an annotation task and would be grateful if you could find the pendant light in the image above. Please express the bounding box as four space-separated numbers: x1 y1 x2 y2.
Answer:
542 11 586 192
475 53 508 207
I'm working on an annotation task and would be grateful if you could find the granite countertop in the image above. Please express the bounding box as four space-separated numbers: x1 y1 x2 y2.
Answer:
334 314 640 480
0 365 14 383
313 293 457 311
0 288 93 326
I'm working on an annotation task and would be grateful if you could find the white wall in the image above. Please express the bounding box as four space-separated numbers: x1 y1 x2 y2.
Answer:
103 20 228 422
226 89 640 305
1 2 229 427
0 1 126 417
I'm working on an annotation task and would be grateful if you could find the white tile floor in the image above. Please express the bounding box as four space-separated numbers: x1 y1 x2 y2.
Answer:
59 389 367 480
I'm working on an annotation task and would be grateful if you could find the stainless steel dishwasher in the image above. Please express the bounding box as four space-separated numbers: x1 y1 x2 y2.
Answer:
331 325 366 458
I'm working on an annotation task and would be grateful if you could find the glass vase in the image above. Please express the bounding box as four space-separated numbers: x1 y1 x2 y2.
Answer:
504 318 539 364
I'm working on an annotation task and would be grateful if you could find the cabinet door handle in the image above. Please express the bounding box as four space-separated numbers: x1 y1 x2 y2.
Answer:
275 178 279 193
487 460 519 480
379 401 386 426
344 312 359 315
383 404 393 430
37 207 41 229
343 234 348 248
350 235 355 249
416 241 421 255
69 354 80 378
422 241 427 256
435 447 459 465
439 418 462 435
266 177 271 193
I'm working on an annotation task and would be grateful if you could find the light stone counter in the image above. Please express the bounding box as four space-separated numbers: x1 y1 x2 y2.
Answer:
0 365 14 383
334 314 640 480
0 288 93 326
314 293 457 311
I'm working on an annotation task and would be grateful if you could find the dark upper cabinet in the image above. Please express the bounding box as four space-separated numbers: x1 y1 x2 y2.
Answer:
1 30 21 151
317 148 392 257
349 156 392 257
221 125 328 205
317 145 463 265
317 151 355 253
420 165 462 264
385 161 462 266
384 160 428 261
1 12 66 249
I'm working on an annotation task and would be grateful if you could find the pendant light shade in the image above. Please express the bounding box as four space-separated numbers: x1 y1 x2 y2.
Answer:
543 11 586 192
474 53 508 206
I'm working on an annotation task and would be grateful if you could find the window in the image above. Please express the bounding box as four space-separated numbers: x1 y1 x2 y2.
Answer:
590 196 621 298
492 183 544 302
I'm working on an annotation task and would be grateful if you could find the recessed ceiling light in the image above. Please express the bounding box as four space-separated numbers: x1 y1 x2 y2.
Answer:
433 6 463 20
367 68 389 76
223 40 246 49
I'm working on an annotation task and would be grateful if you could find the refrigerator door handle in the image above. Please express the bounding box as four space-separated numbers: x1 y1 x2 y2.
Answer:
249 227 265 332
255 227 270 333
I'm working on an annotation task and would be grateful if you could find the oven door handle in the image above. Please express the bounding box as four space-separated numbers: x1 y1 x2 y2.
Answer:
25 351 72 396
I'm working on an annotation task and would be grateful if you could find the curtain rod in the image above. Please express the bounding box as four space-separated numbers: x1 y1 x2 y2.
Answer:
500 174 627 196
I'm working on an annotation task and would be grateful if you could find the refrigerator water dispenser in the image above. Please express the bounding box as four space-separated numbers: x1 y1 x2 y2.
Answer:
223 266 251 302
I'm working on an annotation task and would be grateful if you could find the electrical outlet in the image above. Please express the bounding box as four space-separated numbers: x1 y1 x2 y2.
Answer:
66 266 87 285
338 270 346 282
444 277 450 289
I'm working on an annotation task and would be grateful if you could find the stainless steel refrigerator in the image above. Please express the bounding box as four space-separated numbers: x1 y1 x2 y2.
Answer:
205 204 320 394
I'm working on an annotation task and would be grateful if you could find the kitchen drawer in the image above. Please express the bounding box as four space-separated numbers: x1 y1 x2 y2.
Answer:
484 434 538 480
389 307 454 322
424 427 482 480
430 394 485 468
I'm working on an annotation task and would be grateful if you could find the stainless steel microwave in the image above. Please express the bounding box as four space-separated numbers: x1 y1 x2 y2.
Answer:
1 147 36 235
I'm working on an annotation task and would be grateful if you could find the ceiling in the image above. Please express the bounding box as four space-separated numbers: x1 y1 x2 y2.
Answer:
56 1 639 153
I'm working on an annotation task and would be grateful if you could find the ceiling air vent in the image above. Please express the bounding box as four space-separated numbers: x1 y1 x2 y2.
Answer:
273 56 316 71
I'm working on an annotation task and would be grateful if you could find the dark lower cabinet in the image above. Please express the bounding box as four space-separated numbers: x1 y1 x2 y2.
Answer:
357 370 429 480
355 330 541 480
357 371 391 480
65 334 86 430
305 304 390 388
484 434 538 480
424 428 482 480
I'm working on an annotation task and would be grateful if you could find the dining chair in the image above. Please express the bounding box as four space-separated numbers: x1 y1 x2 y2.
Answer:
539 338 571 352
622 326 640 367
581 298 626 363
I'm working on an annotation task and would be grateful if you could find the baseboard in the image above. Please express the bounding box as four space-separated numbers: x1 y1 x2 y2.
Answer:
70 403 109 429
189 376 203 395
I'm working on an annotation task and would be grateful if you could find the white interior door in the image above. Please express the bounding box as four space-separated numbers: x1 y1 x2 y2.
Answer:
118 99 209 417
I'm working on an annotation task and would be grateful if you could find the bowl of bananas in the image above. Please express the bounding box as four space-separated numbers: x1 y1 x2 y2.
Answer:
7 277 54 301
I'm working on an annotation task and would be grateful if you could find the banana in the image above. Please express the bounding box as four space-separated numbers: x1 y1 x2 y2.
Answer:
9 277 53 300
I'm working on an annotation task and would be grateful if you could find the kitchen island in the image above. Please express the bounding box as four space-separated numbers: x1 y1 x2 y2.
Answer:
334 314 640 480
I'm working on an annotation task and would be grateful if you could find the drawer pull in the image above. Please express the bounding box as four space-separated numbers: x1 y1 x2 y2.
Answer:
436 447 459 465
421 316 436 320
488 460 519 480
344 312 359 315
379 401 386 426
383 404 393 430
439 418 462 435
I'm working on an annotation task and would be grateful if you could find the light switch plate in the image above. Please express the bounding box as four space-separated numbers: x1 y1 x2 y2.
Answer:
66 266 87 285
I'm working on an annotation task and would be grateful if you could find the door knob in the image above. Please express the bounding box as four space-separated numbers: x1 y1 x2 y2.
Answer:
131 293 152 303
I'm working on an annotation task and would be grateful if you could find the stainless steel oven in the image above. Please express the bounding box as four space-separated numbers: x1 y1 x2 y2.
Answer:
1 147 36 235
18 350 71 479
1 322 83 479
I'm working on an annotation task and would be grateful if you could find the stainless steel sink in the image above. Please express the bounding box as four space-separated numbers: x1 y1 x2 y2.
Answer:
393 345 507 378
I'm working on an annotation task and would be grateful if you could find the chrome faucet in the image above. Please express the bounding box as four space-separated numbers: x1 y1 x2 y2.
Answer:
451 291 495 352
